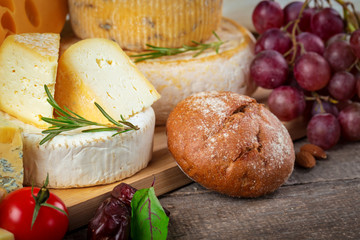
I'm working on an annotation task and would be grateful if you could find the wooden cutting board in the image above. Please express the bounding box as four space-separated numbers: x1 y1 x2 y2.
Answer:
51 87 306 231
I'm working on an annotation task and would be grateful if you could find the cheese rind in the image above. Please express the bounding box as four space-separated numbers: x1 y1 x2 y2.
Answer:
68 0 223 51
0 117 23 193
0 33 60 128
132 18 257 125
0 108 155 188
55 38 160 124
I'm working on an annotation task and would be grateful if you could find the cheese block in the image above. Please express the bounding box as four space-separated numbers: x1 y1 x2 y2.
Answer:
132 18 257 125
0 0 68 45
0 108 155 188
55 38 160 124
0 228 14 240
0 33 59 128
68 0 223 51
0 117 23 193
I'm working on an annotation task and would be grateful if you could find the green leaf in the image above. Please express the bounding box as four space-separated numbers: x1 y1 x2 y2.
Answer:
131 187 169 240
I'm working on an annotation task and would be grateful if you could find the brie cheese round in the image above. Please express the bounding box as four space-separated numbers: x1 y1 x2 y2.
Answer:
1 107 155 188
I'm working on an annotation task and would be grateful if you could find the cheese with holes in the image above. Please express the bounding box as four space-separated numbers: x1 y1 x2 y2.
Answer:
0 33 59 128
0 108 155 188
55 38 160 124
0 117 23 193
0 228 14 240
68 0 223 51
132 18 257 125
0 0 67 45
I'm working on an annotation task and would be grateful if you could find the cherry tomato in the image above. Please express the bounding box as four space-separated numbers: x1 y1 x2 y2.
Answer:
0 187 69 240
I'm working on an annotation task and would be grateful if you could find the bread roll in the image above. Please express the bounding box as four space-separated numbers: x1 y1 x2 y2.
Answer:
166 91 295 197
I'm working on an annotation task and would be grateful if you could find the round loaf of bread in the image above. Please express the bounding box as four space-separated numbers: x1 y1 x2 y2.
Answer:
166 91 295 197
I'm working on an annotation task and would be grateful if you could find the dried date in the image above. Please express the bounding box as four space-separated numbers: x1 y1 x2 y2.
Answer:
87 197 130 240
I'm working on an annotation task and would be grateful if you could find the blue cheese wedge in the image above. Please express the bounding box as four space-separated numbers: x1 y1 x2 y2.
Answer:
0 117 23 193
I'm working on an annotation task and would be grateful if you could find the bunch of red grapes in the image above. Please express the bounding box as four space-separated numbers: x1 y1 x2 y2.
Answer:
251 0 360 150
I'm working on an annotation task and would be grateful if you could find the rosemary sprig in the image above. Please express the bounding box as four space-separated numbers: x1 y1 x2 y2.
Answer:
130 31 226 63
39 85 139 145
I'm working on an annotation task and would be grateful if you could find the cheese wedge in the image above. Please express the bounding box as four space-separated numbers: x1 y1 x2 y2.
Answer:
0 33 60 128
0 228 14 240
0 108 155 188
0 117 23 193
55 38 160 124
133 18 257 125
0 0 67 45
68 0 222 51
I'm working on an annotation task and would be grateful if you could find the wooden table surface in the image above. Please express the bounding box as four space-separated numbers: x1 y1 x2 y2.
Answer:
65 138 360 239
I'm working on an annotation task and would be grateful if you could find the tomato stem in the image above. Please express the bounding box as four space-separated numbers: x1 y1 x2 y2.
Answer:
30 173 68 229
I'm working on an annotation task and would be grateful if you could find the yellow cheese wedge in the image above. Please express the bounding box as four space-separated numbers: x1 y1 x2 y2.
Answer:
0 228 14 240
55 38 160 124
0 33 60 128
0 116 23 193
59 18 257 125
0 0 67 45
68 0 223 51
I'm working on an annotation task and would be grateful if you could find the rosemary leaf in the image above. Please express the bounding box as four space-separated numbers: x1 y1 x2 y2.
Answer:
130 31 226 63
40 85 139 145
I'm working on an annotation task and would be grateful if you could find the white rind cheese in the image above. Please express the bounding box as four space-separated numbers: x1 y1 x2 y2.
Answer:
132 18 257 125
0 108 155 188
0 33 59 128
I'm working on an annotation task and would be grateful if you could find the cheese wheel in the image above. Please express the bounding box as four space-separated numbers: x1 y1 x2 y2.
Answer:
0 0 68 45
132 18 257 125
0 108 155 188
68 0 223 51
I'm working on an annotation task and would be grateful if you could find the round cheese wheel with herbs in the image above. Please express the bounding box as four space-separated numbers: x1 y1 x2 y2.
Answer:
60 18 257 125
0 108 155 188
132 18 257 125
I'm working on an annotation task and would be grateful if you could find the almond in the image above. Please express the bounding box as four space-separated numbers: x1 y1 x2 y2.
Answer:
296 151 316 168
300 143 327 159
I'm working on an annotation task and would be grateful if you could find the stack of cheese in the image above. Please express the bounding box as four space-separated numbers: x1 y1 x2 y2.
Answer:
66 0 257 125
0 33 160 190
0 0 68 45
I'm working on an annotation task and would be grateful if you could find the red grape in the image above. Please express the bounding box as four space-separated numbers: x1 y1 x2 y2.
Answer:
311 8 344 41
294 52 331 91
296 32 325 57
252 1 284 34
255 28 292 54
250 50 288 89
356 73 360 98
311 100 339 117
268 86 306 121
324 40 356 72
350 29 360 59
283 2 315 33
328 71 357 101
327 33 349 46
307 113 341 150
338 103 360 141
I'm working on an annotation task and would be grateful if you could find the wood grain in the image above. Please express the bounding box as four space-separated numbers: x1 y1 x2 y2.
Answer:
52 87 305 230
65 139 360 239
52 127 192 230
